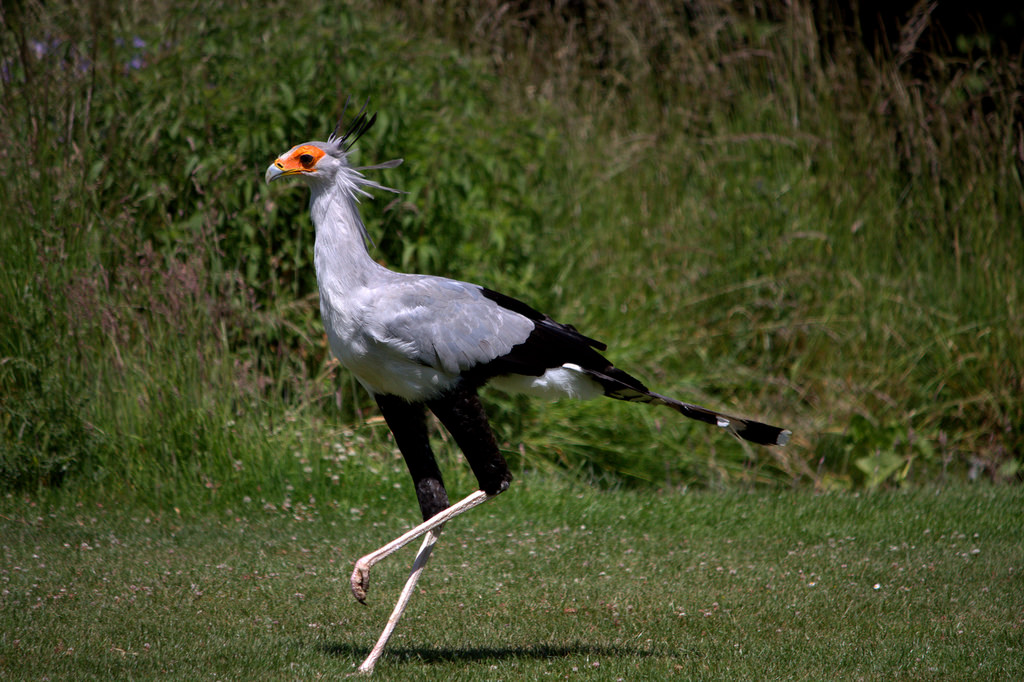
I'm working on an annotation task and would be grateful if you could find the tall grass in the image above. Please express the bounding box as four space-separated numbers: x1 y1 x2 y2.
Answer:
1 0 1020 507
395 0 1024 488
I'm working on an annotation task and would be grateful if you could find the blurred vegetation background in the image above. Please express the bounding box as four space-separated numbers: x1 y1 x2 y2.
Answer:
1 0 1021 508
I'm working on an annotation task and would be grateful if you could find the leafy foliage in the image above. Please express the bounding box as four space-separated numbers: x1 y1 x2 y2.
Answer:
0 360 99 490
1 1 1021 503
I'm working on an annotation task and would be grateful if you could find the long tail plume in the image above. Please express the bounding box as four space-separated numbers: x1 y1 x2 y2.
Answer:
584 368 791 446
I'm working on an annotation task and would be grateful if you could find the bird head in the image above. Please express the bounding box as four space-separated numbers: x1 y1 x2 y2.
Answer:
265 99 402 198
265 140 336 185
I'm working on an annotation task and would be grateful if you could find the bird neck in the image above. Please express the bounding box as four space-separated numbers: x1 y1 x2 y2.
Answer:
310 181 386 291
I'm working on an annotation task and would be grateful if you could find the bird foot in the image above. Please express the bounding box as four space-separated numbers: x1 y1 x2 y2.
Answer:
351 559 371 603
347 490 492 605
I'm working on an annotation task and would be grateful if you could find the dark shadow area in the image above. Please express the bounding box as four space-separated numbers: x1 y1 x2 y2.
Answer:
321 640 672 664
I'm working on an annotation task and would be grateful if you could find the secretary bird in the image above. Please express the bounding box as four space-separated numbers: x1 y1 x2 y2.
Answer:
265 101 790 674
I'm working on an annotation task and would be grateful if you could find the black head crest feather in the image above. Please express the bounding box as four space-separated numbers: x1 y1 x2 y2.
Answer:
329 96 377 151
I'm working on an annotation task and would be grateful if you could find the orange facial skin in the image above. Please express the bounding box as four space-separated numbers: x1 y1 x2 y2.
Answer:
270 144 326 176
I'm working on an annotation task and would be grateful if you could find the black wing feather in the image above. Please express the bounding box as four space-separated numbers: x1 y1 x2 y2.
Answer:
463 288 643 388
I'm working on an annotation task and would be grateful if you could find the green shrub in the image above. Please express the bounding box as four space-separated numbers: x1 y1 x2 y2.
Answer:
2 1 1020 504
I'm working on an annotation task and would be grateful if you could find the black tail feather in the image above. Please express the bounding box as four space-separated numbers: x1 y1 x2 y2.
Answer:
655 394 791 446
583 369 791 447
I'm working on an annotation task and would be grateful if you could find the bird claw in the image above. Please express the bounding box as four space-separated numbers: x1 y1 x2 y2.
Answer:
346 668 372 677
351 560 371 603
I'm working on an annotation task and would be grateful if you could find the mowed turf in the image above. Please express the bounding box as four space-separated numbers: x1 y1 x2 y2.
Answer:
2 478 1020 680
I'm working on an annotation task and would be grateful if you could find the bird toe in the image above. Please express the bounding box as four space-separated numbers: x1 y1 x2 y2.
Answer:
351 562 371 603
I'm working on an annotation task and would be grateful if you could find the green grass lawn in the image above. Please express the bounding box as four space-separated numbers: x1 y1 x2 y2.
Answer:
3 478 1020 680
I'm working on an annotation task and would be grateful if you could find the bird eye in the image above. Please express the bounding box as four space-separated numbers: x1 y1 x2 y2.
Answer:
299 153 315 168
